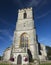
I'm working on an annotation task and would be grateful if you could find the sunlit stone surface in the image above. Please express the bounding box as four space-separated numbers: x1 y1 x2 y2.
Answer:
3 7 47 65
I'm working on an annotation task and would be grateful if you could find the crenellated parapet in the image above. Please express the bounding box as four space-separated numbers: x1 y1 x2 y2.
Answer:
18 7 32 13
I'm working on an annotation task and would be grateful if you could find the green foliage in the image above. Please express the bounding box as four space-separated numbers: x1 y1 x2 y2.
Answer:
46 46 51 60
0 56 2 60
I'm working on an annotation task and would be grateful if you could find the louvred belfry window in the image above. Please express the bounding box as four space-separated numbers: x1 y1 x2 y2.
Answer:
24 12 27 19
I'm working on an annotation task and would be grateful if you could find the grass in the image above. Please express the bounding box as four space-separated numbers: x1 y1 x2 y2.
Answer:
0 63 51 65
0 63 9 65
40 63 51 65
0 62 11 65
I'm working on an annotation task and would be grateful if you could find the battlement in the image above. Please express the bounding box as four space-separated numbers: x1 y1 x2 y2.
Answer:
18 7 32 13
17 7 33 20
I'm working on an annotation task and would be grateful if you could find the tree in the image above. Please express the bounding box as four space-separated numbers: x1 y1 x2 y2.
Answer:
0 56 2 60
46 46 51 60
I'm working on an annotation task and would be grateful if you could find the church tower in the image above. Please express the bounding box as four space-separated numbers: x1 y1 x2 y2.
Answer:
12 7 39 64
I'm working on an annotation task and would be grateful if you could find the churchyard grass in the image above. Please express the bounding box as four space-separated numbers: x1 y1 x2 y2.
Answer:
0 62 10 65
0 63 51 65
40 63 51 65
0 63 9 65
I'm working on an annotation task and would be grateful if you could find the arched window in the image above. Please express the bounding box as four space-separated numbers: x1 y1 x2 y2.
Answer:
20 33 28 48
24 12 27 19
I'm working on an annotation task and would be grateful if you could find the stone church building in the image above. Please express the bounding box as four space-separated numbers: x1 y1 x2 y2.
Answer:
3 7 47 65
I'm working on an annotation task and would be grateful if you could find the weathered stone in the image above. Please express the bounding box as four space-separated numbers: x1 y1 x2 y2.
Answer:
3 7 47 65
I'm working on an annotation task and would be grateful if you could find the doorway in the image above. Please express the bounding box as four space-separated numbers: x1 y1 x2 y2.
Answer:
17 55 22 65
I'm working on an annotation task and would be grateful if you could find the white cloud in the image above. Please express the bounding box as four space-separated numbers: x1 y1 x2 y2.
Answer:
13 0 42 7
38 37 51 47
37 0 47 9
24 0 47 7
36 10 51 19
28 0 41 7
0 18 15 28
0 30 7 32
0 29 13 42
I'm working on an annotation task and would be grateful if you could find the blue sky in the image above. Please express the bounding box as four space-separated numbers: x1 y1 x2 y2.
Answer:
0 0 51 56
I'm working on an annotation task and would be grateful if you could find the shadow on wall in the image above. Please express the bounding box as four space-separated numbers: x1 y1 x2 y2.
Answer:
27 49 33 62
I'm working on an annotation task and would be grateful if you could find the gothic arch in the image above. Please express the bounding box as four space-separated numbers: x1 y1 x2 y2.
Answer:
20 33 29 48
20 32 28 37
17 55 22 65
